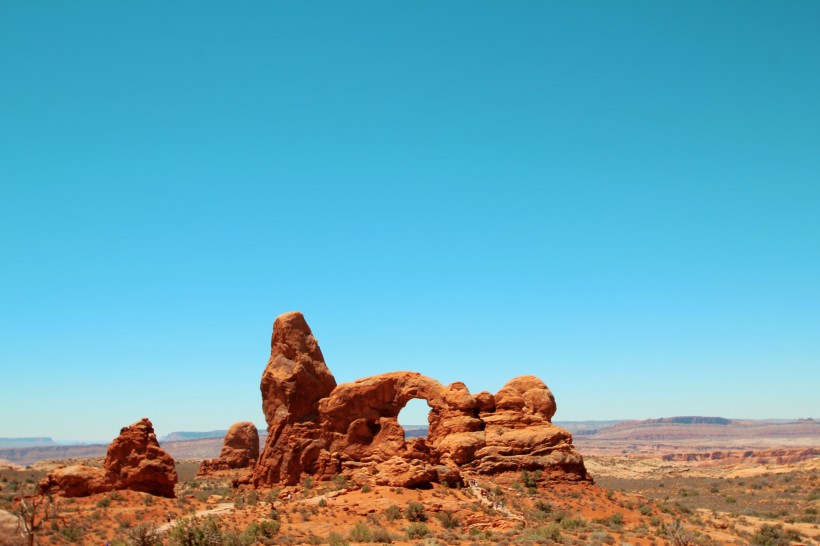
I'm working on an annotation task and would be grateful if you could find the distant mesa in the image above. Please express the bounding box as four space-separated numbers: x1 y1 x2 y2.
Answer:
0 437 57 449
160 430 228 442
39 418 178 498
644 416 733 426
252 311 590 489
197 421 259 476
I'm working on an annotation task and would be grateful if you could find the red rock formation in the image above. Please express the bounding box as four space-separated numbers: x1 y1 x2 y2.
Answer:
253 312 337 486
198 421 260 475
38 465 108 497
40 418 178 498
252 312 589 489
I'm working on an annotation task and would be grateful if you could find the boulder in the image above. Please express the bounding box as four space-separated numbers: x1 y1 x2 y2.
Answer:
198 421 260 475
37 465 107 497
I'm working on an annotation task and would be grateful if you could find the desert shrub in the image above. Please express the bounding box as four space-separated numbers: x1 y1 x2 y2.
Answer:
241 519 280 541
303 476 314 490
123 523 162 546
558 516 587 530
361 484 371 493
169 516 222 546
61 525 83 542
515 523 561 543
750 524 802 546
405 501 427 522
639 504 652 516
332 474 349 490
435 510 460 529
298 506 313 521
659 520 694 546
371 525 393 543
608 513 624 526
318 497 327 507
521 470 538 489
385 504 401 521
326 530 349 545
97 496 112 508
405 522 430 539
246 490 258 506
589 531 614 545
534 500 552 514
349 521 373 542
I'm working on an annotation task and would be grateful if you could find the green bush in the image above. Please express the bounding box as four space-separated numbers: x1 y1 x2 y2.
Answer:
371 525 393 543
333 474 349 490
349 521 372 542
750 524 802 546
639 504 652 516
515 523 560 543
435 510 460 529
384 504 401 521
61 525 83 542
405 522 430 539
123 523 162 546
168 516 222 546
246 490 258 506
243 519 280 539
534 500 552 514
327 531 349 545
404 501 426 522
559 516 587 529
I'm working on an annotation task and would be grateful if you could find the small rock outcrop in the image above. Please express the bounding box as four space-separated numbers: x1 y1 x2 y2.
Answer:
39 418 178 498
252 312 589 489
198 421 260 475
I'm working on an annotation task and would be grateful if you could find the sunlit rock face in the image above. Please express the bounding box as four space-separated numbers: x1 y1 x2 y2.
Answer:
253 312 590 488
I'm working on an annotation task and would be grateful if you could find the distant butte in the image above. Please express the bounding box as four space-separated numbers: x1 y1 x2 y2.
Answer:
252 311 590 488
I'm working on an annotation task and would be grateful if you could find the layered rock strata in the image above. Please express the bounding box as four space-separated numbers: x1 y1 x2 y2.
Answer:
252 312 589 488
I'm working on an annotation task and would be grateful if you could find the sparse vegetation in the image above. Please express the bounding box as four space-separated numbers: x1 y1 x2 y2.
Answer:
404 501 427 522
122 523 162 546
750 524 802 546
3 449 814 546
405 522 430 539
385 504 402 521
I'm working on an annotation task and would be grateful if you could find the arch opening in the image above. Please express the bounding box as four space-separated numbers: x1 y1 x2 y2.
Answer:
397 397 431 440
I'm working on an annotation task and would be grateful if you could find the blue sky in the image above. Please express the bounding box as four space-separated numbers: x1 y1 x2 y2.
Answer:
1 2 818 442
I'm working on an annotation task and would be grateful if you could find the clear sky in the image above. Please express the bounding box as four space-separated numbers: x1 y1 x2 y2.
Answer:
1 2 819 443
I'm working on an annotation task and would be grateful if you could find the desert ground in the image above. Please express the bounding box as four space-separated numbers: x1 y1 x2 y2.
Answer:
1 418 817 546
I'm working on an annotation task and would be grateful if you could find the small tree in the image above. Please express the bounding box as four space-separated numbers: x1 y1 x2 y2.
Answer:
14 485 64 546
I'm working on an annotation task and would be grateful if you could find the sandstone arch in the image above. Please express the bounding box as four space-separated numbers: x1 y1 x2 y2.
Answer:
252 312 589 488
